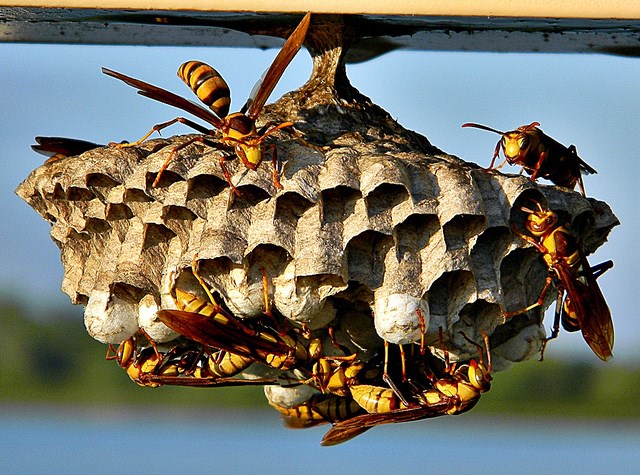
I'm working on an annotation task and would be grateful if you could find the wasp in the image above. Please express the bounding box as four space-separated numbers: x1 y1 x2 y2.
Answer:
106 330 275 388
102 12 312 194
159 287 364 387
270 393 364 430
158 255 363 390
310 355 366 397
31 136 103 163
320 333 492 446
158 286 326 372
462 122 597 196
504 201 614 361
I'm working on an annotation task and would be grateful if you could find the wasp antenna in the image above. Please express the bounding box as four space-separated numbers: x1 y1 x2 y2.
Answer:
460 331 481 358
461 123 506 135
438 327 453 373
519 196 547 215
458 331 475 346
460 330 491 370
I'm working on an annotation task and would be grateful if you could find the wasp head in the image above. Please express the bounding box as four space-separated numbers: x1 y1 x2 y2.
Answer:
521 203 558 236
457 331 492 392
501 122 540 162
113 338 135 368
467 359 492 392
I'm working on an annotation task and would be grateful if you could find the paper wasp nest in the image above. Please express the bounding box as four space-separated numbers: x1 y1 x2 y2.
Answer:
17 26 618 373
17 103 618 372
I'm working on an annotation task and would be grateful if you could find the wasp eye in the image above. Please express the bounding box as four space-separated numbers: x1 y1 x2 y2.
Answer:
519 136 530 149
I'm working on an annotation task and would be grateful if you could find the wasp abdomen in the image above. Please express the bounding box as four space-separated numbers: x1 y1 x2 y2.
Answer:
350 385 406 413
178 61 231 118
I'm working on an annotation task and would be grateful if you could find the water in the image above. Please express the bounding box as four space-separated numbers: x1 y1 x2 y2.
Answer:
0 404 637 474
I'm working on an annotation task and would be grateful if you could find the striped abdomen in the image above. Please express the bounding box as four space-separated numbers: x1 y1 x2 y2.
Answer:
178 61 231 118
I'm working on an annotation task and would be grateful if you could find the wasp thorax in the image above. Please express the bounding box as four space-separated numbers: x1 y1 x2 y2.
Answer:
225 113 256 137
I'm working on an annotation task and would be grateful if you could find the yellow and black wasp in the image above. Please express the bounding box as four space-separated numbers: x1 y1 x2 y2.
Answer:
106 329 275 388
320 333 492 446
504 201 614 361
103 12 312 194
462 122 597 196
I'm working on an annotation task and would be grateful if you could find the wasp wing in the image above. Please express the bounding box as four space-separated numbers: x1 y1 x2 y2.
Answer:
137 374 276 387
32 136 103 163
243 12 311 119
280 414 328 429
102 67 223 129
558 254 614 361
156 309 294 366
578 158 597 175
320 399 454 446
320 423 371 446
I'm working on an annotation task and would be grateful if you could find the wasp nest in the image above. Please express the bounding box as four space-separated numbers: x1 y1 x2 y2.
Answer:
17 108 618 369
17 19 618 375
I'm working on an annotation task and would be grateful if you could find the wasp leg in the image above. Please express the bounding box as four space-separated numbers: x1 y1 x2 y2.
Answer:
503 274 555 320
111 117 212 149
288 130 328 151
529 150 548 182
577 179 587 197
260 267 273 319
399 344 408 382
460 331 492 369
327 325 342 350
137 328 162 361
382 371 412 408
258 267 291 336
383 340 390 382
105 343 118 360
219 151 242 195
272 124 329 152
486 140 503 170
437 326 455 376
153 135 228 188
190 253 222 311
256 121 295 139
416 309 426 355
267 143 283 190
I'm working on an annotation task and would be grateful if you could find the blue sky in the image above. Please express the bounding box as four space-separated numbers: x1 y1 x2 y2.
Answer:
1 42 637 362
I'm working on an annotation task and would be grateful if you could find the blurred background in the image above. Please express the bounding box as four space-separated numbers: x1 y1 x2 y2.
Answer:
1 37 639 472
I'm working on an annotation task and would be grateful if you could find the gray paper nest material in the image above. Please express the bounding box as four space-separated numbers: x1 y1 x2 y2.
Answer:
17 101 618 372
